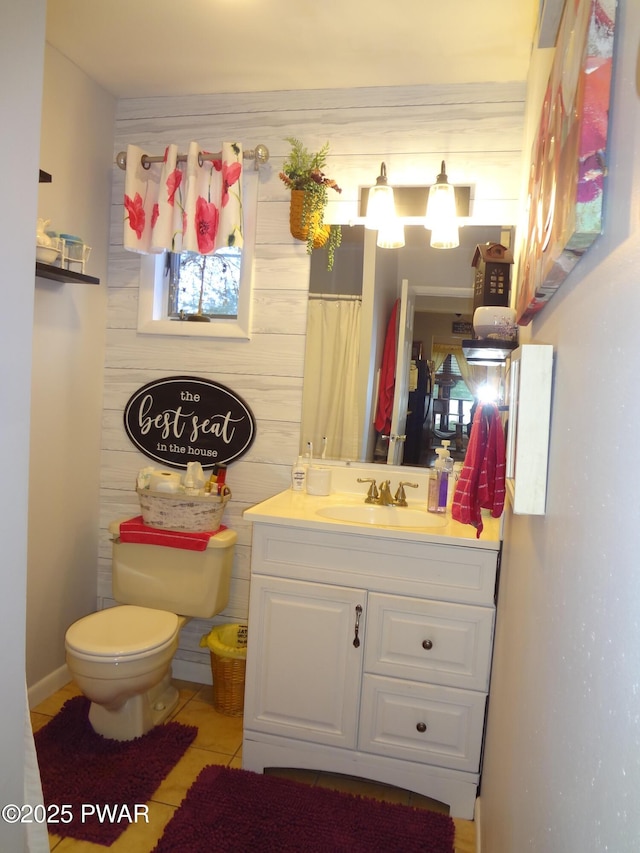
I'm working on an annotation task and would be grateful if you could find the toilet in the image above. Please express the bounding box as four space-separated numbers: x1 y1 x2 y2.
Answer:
65 519 237 741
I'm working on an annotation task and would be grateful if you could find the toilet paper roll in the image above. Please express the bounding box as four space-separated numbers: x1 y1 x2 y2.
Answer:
306 465 332 496
149 471 182 493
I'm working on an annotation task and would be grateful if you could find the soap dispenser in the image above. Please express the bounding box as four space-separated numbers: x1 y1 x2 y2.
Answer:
428 448 449 514
291 456 308 492
440 442 454 511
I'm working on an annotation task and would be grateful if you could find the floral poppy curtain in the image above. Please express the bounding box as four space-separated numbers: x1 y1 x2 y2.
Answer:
123 141 243 255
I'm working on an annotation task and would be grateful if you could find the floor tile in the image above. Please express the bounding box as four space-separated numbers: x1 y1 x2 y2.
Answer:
452 817 476 853
30 710 54 734
172 697 243 754
229 753 243 769
151 746 231 807
193 682 217 705
168 678 202 717
32 681 81 717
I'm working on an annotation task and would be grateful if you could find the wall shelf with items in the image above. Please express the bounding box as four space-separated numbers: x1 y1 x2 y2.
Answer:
35 262 99 286
37 169 99 284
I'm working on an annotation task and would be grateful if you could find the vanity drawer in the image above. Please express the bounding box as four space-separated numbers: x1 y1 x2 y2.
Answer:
358 675 486 772
364 593 494 691
250 524 498 605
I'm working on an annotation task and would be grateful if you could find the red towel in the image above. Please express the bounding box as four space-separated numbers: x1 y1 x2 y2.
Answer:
374 299 399 435
452 403 506 538
118 516 226 551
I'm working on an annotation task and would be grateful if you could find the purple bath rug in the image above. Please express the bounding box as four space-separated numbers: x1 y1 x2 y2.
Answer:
152 765 456 853
34 695 196 846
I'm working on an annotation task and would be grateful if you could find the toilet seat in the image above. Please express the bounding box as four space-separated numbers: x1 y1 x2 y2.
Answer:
65 604 179 661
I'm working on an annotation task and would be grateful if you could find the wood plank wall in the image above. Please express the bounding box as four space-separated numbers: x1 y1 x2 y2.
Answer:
102 83 526 680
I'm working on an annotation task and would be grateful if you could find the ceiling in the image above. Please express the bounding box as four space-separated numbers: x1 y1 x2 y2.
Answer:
46 0 543 99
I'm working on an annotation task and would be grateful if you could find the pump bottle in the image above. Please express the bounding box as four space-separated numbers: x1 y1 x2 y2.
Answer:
440 441 454 509
428 446 452 513
291 456 307 492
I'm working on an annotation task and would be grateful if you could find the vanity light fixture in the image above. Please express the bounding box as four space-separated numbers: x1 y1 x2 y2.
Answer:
425 160 459 249
376 217 405 248
365 162 396 231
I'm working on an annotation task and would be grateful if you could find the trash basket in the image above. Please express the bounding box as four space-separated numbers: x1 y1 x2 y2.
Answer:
200 624 247 716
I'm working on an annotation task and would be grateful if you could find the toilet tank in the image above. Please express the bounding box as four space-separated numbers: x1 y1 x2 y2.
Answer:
109 522 237 618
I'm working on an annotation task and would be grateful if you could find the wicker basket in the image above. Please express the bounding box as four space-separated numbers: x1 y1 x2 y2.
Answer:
202 624 248 716
136 487 230 532
289 189 330 248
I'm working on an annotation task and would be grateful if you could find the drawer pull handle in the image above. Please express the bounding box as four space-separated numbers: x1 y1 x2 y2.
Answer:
353 604 363 648
416 722 427 733
422 639 433 650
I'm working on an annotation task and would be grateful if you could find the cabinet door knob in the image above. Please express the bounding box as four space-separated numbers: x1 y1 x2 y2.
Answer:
422 639 433 650
416 722 427 733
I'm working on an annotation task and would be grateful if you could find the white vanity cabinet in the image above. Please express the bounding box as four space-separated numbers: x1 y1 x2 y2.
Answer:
242 517 499 820
244 575 364 748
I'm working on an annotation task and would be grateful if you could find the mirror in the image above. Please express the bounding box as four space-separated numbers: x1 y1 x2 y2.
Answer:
301 223 513 466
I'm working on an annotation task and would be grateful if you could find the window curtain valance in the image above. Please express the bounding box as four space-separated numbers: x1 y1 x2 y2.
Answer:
123 141 243 255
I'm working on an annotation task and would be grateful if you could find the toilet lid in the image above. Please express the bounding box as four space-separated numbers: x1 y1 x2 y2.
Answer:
65 605 179 658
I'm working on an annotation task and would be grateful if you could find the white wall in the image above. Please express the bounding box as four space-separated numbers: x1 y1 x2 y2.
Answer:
103 83 527 681
27 47 115 697
481 1 640 850
0 2 45 847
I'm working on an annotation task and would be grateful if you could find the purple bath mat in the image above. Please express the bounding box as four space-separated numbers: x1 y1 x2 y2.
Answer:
152 764 456 853
34 695 196 845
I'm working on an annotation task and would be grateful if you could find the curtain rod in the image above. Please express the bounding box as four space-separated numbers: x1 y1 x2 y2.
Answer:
309 293 362 301
115 144 269 172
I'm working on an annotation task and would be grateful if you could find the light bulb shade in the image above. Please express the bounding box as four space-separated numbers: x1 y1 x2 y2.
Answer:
425 181 457 228
365 184 395 230
377 218 405 249
425 160 459 248
430 218 459 249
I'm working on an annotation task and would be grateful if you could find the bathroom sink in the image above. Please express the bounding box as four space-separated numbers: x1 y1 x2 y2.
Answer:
315 504 448 529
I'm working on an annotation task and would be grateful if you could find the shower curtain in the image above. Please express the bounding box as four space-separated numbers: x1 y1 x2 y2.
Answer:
301 296 362 461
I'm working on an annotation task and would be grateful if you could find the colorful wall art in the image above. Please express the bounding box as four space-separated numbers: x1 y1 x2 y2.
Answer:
515 0 617 325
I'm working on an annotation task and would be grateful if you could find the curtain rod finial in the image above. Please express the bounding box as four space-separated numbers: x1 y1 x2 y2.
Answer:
253 144 269 169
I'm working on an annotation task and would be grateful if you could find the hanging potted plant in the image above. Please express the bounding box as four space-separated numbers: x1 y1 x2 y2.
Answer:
279 137 342 271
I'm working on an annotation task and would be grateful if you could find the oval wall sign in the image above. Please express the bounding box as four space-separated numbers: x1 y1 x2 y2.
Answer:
123 376 256 469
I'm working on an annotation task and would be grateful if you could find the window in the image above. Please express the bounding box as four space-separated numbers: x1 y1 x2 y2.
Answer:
167 249 241 319
136 171 258 339
434 354 474 432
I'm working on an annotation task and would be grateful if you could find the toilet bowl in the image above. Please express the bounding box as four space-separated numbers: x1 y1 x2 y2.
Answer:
66 605 185 740
65 524 237 740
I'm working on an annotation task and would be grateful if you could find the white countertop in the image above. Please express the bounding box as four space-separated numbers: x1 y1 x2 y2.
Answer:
244 488 502 550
